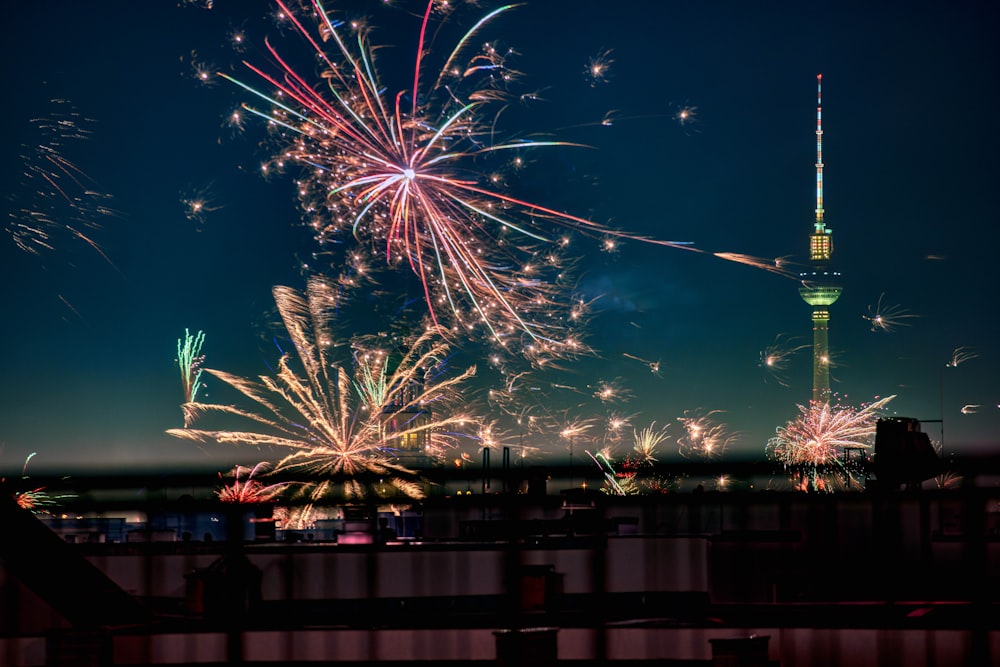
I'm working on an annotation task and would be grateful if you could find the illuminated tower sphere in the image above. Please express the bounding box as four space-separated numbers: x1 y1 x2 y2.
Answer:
798 74 842 404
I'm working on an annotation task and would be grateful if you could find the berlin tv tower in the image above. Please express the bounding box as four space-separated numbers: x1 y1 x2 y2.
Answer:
798 74 842 404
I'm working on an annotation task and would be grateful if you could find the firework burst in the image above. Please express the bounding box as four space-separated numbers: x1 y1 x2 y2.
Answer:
179 183 223 228
167 276 478 503
672 103 698 127
603 411 636 443
863 293 919 333
559 416 597 447
218 0 702 352
632 421 670 464
759 334 809 387
946 346 978 368
587 449 629 495
586 422 674 495
177 328 207 410
712 252 798 279
4 453 74 514
677 409 736 459
767 395 895 491
583 48 614 87
7 99 117 265
216 461 289 503
591 377 632 404
622 352 662 376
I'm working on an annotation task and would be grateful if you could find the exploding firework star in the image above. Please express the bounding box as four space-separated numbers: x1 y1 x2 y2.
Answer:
474 420 507 453
7 99 118 265
180 0 215 10
767 395 896 492
759 334 809 387
946 346 978 368
4 453 75 514
472 418 539 466
177 328 207 409
603 411 636 443
591 377 632 404
586 422 673 495
469 307 635 448
216 0 772 353
216 461 290 503
863 293 920 333
168 276 477 503
559 416 597 447
584 48 614 87
713 252 798 279
632 421 670 464
672 102 698 127
677 409 737 459
179 183 224 227
587 449 628 495
469 418 542 464
622 352 662 376
498 380 640 455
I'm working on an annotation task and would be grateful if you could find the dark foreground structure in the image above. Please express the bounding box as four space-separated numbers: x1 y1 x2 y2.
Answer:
2 458 998 667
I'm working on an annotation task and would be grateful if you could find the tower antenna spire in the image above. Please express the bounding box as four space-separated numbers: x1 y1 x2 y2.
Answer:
815 73 825 232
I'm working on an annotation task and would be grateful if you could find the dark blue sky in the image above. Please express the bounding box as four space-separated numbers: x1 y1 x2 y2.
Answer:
2 0 998 475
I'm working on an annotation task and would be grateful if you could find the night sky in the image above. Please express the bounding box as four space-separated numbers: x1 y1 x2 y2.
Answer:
2 0 998 476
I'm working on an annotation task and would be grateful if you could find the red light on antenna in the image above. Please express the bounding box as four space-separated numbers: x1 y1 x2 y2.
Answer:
817 74 823 80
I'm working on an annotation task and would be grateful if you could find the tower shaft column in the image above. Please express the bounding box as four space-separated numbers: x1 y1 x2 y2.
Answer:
810 308 831 403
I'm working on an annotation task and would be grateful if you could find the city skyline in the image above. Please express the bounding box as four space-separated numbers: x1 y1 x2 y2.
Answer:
2 0 998 475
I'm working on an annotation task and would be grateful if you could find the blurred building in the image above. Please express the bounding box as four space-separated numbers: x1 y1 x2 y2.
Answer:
2 461 998 667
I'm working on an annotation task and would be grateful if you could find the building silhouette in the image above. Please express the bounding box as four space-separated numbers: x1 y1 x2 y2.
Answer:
2 463 999 667
379 374 437 470
798 74 842 404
